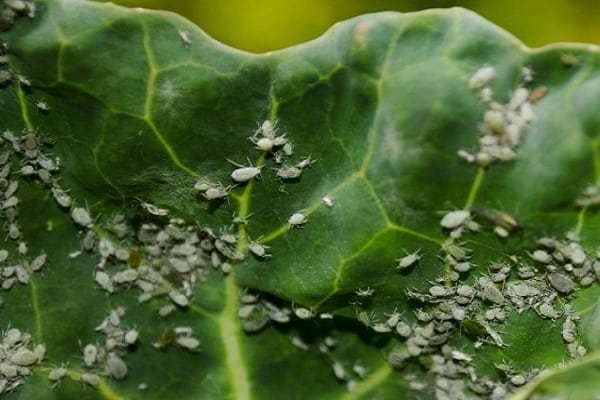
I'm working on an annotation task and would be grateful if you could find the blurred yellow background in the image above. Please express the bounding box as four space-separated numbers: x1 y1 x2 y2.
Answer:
103 0 600 52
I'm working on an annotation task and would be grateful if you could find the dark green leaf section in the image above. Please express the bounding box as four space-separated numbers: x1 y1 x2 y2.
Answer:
2 0 600 399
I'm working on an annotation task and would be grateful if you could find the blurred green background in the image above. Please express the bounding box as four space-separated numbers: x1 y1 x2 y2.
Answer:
103 0 600 52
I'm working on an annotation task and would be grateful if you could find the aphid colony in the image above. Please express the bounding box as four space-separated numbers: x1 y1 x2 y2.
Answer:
377 217 595 398
0 128 57 304
0 1 35 39
73 308 137 383
459 65 544 167
0 328 45 395
193 120 315 224
576 184 600 208
83 214 245 312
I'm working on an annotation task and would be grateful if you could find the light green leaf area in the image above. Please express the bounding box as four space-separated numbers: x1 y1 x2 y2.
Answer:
2 0 600 399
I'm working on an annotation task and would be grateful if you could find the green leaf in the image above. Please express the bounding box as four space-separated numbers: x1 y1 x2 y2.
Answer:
2 0 600 399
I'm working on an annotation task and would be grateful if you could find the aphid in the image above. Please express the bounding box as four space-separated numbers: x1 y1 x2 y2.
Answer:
320 313 333 319
178 30 192 45
373 322 391 333
322 196 334 207
36 101 50 111
479 283 505 305
48 367 67 382
353 364 368 379
140 201 168 216
548 272 575 294
10 348 37 366
2 196 18 209
355 287 374 297
529 86 548 104
332 361 347 381
561 53 579 67
250 136 274 152
112 269 138 284
71 207 92 228
202 185 229 201
484 324 506 347
83 344 98 367
535 302 559 320
124 330 139 345
4 180 18 198
429 285 447 297
0 249 8 263
291 336 309 351
282 142 293 156
138 383 148 391
457 149 475 163
469 65 495 89
158 304 176 317
256 120 277 138
494 226 509 238
440 210 470 230
294 307 313 320
522 66 534 82
296 156 315 169
396 250 421 270
510 375 526 386
228 159 262 183
80 373 101 387
94 271 115 293
530 249 551 263
248 241 270 258
276 165 302 180
18 241 27 255
106 353 128 380
176 336 201 351
395 321 412 338
29 253 47 272
288 212 307 227
169 290 189 307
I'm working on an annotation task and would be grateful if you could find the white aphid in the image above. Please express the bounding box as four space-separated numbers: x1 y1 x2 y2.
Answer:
469 65 496 89
296 157 315 169
140 202 168 216
95 271 114 293
322 196 334 207
291 336 309 351
288 212 307 227
332 361 347 381
80 373 101 387
48 367 67 381
158 304 176 317
440 210 470 229
229 159 262 183
249 242 270 258
51 187 71 208
178 30 192 45
203 186 229 200
125 330 139 345
355 287 375 297
106 353 128 380
112 269 138 284
0 249 8 263
10 349 38 366
169 290 189 307
176 336 200 350
276 165 302 179
294 307 313 320
71 207 92 227
83 344 98 367
30 253 47 272
396 251 421 270
253 137 273 152
457 149 475 163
